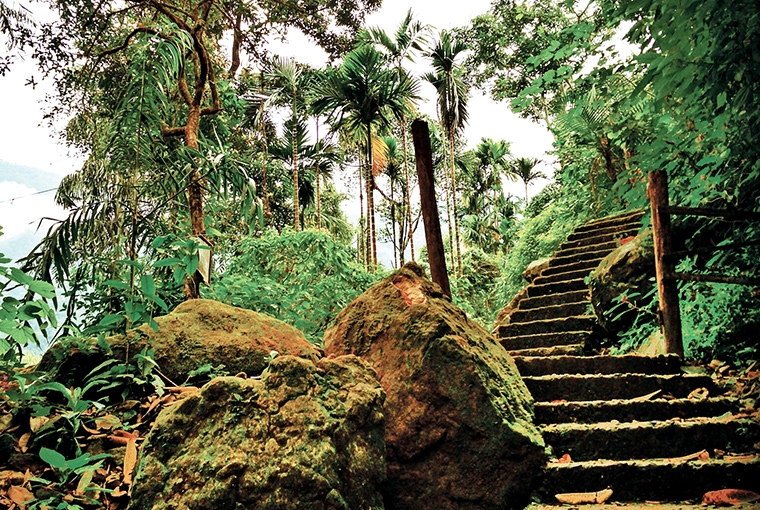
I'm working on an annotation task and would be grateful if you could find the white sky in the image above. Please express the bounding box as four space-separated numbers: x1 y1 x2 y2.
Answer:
0 0 555 264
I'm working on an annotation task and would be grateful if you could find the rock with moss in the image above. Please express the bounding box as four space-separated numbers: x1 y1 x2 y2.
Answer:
590 228 655 335
323 263 545 510
38 299 320 386
128 355 386 509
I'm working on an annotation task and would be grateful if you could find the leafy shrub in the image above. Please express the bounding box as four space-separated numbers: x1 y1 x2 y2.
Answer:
210 229 382 345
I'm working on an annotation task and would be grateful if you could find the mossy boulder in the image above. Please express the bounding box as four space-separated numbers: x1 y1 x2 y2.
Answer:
128 355 386 509
323 263 546 510
38 299 320 386
590 228 656 336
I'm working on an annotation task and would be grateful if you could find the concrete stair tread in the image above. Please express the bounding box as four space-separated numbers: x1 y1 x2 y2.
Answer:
546 454 760 469
498 315 595 337
501 331 592 351
555 239 620 258
549 249 617 268
528 277 589 297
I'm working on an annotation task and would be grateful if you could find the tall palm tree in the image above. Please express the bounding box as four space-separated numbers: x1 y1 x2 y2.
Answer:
425 30 469 275
472 138 513 215
365 9 430 263
512 157 546 202
312 45 419 267
268 57 307 231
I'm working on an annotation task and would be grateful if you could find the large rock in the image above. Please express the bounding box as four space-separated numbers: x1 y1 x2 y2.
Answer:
589 228 655 335
324 263 545 510
522 257 550 283
39 299 320 386
129 355 386 510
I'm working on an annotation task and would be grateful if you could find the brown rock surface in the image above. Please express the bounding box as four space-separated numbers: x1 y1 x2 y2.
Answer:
128 355 386 510
324 263 546 510
589 229 655 335
39 299 320 386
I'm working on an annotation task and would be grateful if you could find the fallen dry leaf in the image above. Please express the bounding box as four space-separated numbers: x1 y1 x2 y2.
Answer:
123 437 138 485
75 469 95 496
8 485 34 505
723 454 756 463
18 432 31 453
557 453 572 463
632 389 661 402
703 488 760 505
555 488 613 504
667 449 708 464
29 415 48 433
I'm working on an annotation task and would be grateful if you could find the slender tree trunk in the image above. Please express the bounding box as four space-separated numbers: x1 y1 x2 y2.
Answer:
367 127 378 267
259 71 270 220
292 94 300 231
448 129 462 276
358 162 366 266
401 117 415 262
315 119 321 230
185 104 206 300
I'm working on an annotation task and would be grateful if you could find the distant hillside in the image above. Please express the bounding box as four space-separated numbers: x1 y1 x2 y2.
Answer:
0 159 66 191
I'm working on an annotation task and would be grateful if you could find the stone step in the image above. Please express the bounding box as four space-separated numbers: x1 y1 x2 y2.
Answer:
498 316 595 338
548 249 614 270
543 417 760 462
559 228 641 251
540 258 604 278
500 331 591 351
573 211 645 235
506 344 585 357
538 455 760 503
522 373 720 402
509 302 589 323
528 278 588 297
534 397 742 425
518 290 590 310
566 224 641 243
556 239 620 258
533 268 596 286
512 354 682 376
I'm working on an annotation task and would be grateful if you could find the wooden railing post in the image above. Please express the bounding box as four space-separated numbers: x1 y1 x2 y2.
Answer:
412 119 451 298
647 170 684 357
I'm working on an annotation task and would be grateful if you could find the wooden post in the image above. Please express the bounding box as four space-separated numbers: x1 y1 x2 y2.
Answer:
412 119 451 298
647 170 684 357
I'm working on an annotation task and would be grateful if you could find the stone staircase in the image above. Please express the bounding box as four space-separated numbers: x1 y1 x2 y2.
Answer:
493 211 760 507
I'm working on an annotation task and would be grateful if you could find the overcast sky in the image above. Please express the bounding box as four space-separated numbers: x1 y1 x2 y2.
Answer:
0 0 555 263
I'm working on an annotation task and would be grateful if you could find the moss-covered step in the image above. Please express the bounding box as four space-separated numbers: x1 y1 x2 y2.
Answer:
505 344 585 357
534 396 742 424
572 211 644 235
499 331 591 352
512 354 682 376
547 249 618 270
541 258 605 278
498 316 595 337
538 455 760 502
517 290 590 310
508 302 589 323
522 373 720 402
542 416 760 462
533 268 598 286
554 239 620 259
528 279 589 297
566 224 642 243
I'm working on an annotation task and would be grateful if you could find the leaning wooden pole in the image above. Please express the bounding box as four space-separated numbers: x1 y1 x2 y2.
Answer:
647 170 684 357
412 119 451 298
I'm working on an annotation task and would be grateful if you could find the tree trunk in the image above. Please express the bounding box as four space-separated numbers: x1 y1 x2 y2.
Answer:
367 126 377 266
401 117 415 262
316 119 321 230
292 93 300 231
448 129 462 276
184 104 206 300
358 162 366 266
412 119 451 297
259 71 271 220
